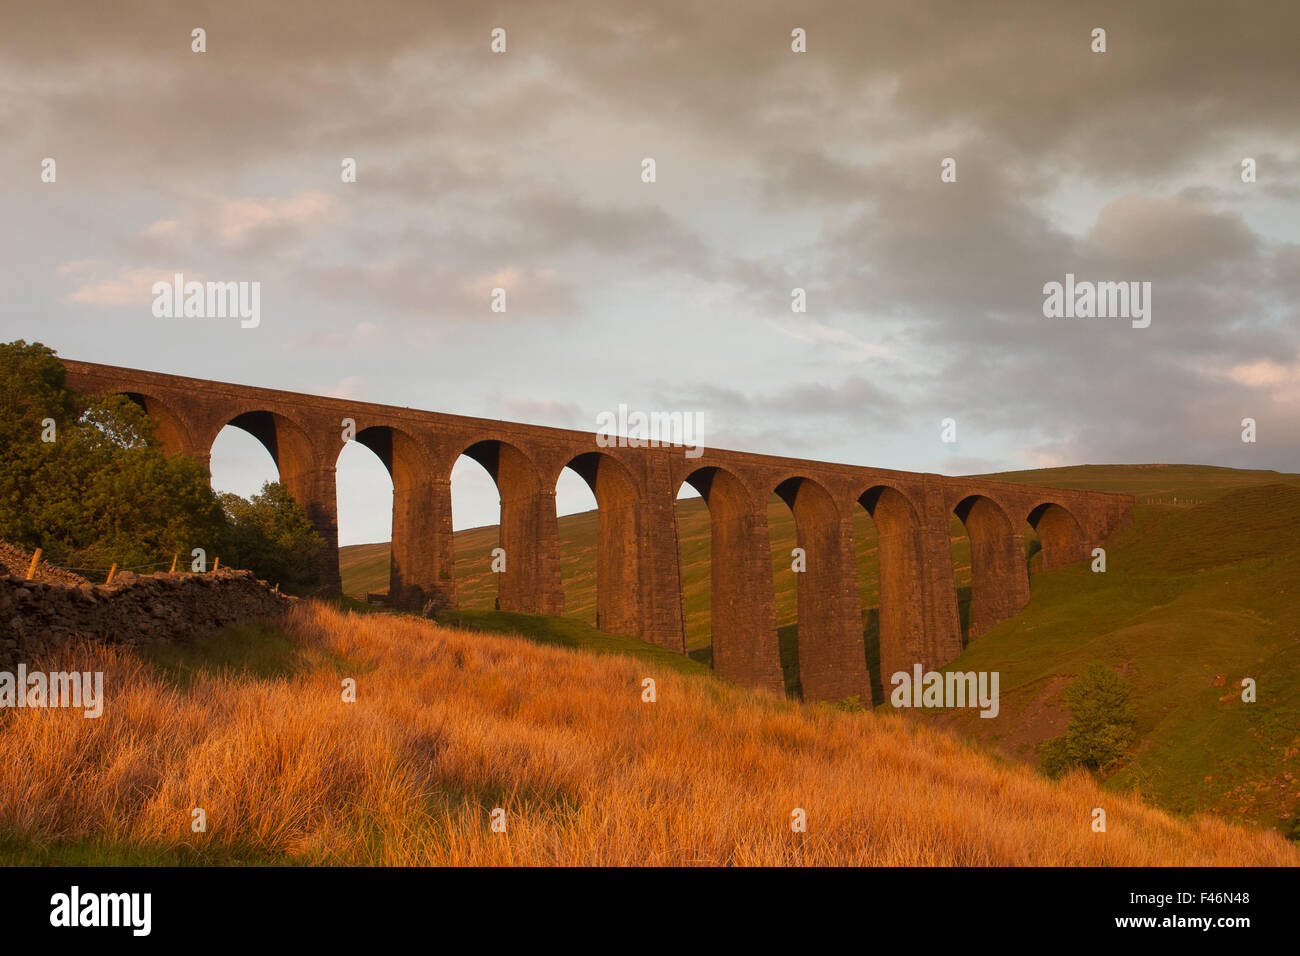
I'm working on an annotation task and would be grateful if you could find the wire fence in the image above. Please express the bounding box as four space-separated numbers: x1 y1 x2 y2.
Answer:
59 558 177 576
11 545 300 595
25 554 231 584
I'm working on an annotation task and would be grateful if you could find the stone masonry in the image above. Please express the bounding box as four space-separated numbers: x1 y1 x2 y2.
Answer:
0 567 292 670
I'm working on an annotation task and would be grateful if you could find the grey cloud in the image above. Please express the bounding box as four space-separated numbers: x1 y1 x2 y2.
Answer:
5 0 1300 535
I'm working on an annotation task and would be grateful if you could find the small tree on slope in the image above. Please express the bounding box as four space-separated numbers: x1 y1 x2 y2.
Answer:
1040 662 1138 777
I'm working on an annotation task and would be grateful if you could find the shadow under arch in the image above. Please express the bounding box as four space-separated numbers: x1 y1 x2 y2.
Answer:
223 410 318 478
339 424 436 608
953 494 1029 643
457 438 563 615
773 475 870 704
1027 501 1087 571
678 465 783 695
216 408 337 589
122 391 197 458
857 483 927 694
562 451 641 636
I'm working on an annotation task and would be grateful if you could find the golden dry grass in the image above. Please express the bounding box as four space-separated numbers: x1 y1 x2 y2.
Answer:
1 601 1296 866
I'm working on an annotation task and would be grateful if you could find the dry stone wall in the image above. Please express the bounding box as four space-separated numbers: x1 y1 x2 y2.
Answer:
0 542 91 588
0 568 293 669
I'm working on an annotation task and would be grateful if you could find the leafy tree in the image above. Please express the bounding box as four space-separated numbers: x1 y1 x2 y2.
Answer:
1040 662 1138 776
219 481 325 589
0 340 78 547
0 340 226 570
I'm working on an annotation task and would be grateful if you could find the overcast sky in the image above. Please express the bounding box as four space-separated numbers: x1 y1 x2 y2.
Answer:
4 1 1298 544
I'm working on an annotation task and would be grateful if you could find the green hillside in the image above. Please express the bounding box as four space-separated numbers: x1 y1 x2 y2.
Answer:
340 464 1300 835
921 479 1300 834
978 462 1300 501
341 521 535 611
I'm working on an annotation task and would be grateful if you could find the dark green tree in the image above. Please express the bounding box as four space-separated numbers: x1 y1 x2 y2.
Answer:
0 340 226 570
1040 662 1138 776
219 481 325 589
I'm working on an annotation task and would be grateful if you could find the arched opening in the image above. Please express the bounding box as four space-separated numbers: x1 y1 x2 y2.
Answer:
221 410 319 496
209 423 279 501
448 451 501 611
774 476 869 704
952 494 1029 644
208 408 336 590
122 392 194 457
1022 518 1042 574
554 464 599 625
335 435 392 602
334 425 437 609
674 480 711 660
677 466 783 695
558 452 640 635
208 411 335 590
857 485 926 701
1027 502 1086 571
452 440 562 616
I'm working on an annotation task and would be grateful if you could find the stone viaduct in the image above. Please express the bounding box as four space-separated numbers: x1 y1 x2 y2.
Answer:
62 359 1133 705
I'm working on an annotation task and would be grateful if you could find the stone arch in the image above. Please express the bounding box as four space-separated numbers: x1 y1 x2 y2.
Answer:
561 451 641 637
456 438 563 615
221 409 321 488
337 424 437 608
858 484 927 689
953 494 1030 642
1027 502 1086 571
214 407 338 590
678 466 783 694
121 391 197 459
773 475 869 703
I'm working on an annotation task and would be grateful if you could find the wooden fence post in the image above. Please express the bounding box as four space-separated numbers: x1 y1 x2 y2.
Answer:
25 548 42 581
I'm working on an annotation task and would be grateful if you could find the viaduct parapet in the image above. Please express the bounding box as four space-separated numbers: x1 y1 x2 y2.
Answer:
61 359 1134 704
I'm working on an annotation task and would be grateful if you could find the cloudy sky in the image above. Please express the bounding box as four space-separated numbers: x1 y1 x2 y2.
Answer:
4 1 1298 544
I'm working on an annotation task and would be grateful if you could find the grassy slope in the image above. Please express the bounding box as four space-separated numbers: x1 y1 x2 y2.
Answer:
2 603 1294 866
924 481 1300 834
957 465 1300 830
976 462 1300 499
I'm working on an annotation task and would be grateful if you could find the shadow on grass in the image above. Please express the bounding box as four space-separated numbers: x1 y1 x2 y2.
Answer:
775 607 886 704
427 608 713 679
141 621 302 686
687 645 712 668
0 832 290 867
141 619 357 688
957 586 972 647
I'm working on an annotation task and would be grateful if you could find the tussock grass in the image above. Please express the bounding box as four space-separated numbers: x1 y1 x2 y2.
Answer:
1 601 1295 866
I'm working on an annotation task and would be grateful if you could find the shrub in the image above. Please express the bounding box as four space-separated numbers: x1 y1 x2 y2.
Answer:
1040 662 1137 777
